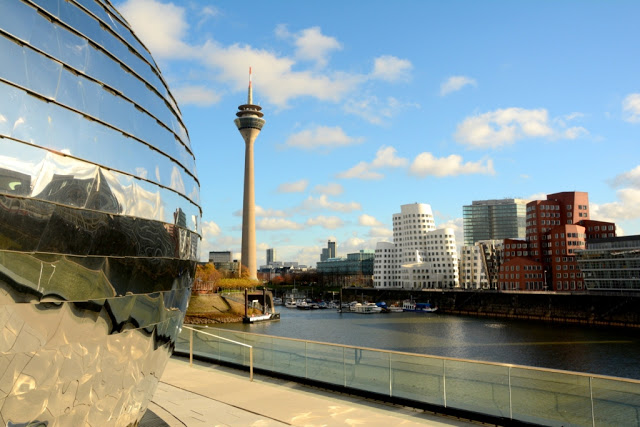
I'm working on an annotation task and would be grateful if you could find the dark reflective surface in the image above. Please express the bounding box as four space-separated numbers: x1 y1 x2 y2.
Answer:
0 0 199 424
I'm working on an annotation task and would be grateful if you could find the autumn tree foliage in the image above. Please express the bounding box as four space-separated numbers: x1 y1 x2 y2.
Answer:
195 263 222 285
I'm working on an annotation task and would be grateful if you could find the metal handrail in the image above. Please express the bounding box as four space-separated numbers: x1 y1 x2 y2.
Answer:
182 325 253 381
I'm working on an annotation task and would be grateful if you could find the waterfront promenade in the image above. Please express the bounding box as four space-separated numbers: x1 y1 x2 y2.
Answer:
142 356 481 426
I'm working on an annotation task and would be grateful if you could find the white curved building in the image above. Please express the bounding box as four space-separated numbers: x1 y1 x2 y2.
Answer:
374 203 459 289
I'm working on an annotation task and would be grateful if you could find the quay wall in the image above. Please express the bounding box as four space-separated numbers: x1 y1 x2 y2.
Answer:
342 288 640 328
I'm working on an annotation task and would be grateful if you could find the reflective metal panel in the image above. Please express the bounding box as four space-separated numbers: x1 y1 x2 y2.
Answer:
0 0 200 424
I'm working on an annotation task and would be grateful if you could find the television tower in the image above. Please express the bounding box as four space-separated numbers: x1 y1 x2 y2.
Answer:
234 67 265 281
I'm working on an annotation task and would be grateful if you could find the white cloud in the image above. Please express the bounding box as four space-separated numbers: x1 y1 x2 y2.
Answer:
591 188 640 221
201 220 221 237
172 85 221 106
358 214 382 227
337 145 406 180
313 182 343 196
294 27 342 67
611 165 640 188
440 76 476 96
622 93 640 123
371 146 408 168
120 1 411 110
277 179 308 193
455 108 554 148
564 126 589 139
336 162 384 180
256 218 304 230
343 96 419 125
306 216 345 229
371 55 413 82
118 0 194 59
409 153 495 177
285 126 363 150
368 227 393 238
299 195 362 212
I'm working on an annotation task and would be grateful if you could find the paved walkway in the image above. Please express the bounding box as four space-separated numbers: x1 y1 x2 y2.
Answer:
142 356 485 427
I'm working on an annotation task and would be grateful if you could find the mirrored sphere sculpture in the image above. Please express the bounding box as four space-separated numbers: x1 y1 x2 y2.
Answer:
0 0 200 424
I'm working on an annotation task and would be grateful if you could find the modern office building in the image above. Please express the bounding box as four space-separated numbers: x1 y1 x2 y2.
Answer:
209 251 239 274
235 68 265 281
266 248 277 265
0 1 200 424
576 235 640 291
374 203 459 289
317 250 375 286
463 199 527 245
498 191 616 291
320 240 337 262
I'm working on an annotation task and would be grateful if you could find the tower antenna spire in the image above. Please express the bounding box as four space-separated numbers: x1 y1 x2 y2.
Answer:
248 66 253 105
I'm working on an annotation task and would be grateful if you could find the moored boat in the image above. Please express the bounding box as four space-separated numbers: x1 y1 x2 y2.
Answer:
352 302 383 314
402 300 438 313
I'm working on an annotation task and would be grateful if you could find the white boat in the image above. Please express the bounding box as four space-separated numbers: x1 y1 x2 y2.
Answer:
243 313 273 323
284 299 297 308
402 300 438 313
273 297 283 305
387 305 404 313
352 302 383 314
296 300 312 310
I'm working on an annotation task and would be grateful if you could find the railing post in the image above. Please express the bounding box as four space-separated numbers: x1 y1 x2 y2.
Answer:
189 328 193 367
250 347 254 382
443 359 447 408
305 341 308 379
509 366 513 420
590 376 595 427
389 353 392 397
343 347 346 387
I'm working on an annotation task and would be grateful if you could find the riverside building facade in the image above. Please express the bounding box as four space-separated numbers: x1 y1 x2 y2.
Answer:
498 191 616 291
576 235 640 291
374 203 459 289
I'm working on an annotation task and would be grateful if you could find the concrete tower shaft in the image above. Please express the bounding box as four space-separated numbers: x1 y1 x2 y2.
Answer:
234 68 265 280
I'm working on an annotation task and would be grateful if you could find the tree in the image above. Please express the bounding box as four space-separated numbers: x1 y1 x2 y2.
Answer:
195 263 222 285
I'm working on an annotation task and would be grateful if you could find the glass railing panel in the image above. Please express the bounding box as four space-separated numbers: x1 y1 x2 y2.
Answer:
271 337 307 379
444 360 510 417
242 333 274 372
511 367 592 426
306 343 344 386
202 329 243 366
592 377 640 427
345 348 390 396
192 329 220 361
390 353 444 406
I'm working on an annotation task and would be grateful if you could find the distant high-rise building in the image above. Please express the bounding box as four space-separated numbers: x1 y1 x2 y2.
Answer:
266 248 277 265
320 240 337 262
463 199 527 245
374 203 459 289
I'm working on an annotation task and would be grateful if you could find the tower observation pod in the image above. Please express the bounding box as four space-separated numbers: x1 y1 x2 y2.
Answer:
234 67 265 280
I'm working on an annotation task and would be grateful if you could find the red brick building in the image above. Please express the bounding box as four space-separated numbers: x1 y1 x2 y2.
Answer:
498 191 616 291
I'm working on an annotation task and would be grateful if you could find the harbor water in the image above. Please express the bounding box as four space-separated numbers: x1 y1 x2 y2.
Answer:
214 308 640 380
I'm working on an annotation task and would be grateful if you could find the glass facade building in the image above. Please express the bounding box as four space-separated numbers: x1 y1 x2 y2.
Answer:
463 199 527 245
0 1 199 424
576 235 640 291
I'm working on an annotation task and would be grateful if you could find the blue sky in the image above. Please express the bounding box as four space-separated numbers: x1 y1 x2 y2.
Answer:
117 0 640 267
